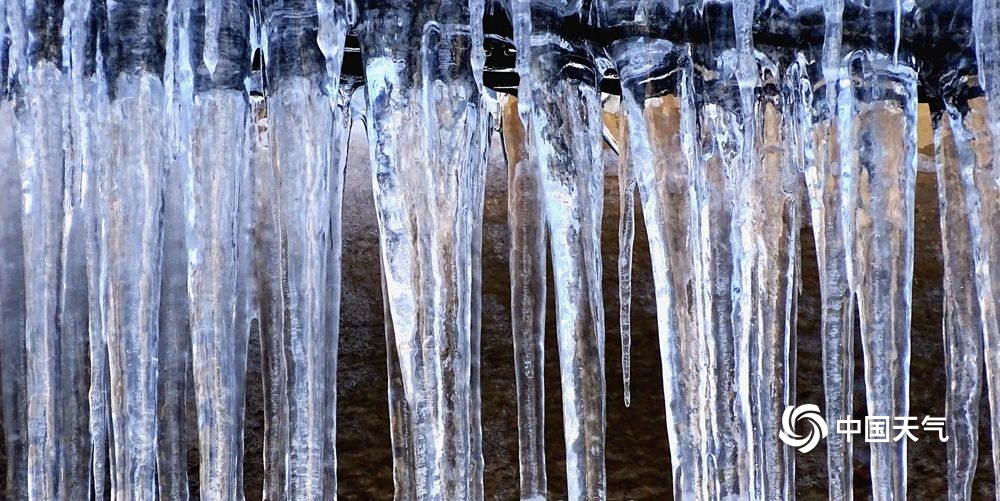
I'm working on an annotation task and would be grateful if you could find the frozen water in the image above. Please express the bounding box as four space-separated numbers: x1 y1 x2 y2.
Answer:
1 1 999 500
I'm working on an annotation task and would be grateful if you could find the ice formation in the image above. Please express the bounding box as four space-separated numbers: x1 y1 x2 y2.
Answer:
0 0 998 500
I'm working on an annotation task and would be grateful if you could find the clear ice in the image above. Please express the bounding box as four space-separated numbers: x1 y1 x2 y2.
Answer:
1 0 1000 500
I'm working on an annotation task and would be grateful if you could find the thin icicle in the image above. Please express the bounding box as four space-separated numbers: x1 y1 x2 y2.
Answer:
84 46 112 501
250 73 291 501
974 0 1000 189
973 1 1000 492
469 94 490 501
321 81 355 499
501 93 547 500
12 1 91 494
840 50 917 500
525 35 607 499
616 112 635 408
316 19 354 495
383 253 418 500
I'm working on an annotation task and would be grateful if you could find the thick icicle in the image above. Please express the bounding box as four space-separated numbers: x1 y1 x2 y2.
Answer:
841 50 917 499
8 1 91 497
100 2 172 498
610 37 708 498
931 83 991 500
501 93 547 500
263 0 349 496
180 0 251 498
358 0 488 494
523 33 607 499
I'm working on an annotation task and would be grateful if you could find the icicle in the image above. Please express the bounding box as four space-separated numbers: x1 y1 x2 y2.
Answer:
250 63 291 501
469 92 490 501
806 1 856 497
523 34 606 498
158 1 193 498
264 0 347 496
358 0 488 495
610 37 706 498
616 111 635 408
0 50 28 501
689 49 745 499
383 253 419 500
840 50 917 500
501 93 547 500
101 0 170 496
931 84 991 500
316 18 355 495
8 0 92 497
973 1 1000 491
182 1 252 498
322 81 355 500
747 54 800 500
973 0 1000 189
84 44 113 501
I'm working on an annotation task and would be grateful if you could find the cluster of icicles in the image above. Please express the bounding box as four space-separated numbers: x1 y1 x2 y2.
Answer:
2 0 1000 499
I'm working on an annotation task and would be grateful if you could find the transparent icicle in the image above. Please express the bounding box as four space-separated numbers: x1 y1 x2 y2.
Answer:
616 111 635 408
182 0 251 497
9 0 92 496
690 47 746 498
470 92 489 501
973 0 1000 494
525 35 607 499
974 0 1000 189
383 254 418 500
807 1 855 496
60 1 99 496
610 37 707 498
0 55 28 501
931 85 990 500
840 51 917 500
265 0 345 495
501 93 547 500
250 67 291 501
159 1 193 498
358 0 488 495
101 0 170 495
317 1 354 494
322 85 354 500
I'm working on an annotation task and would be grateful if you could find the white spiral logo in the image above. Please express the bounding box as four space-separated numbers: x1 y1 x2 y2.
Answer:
779 404 828 453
